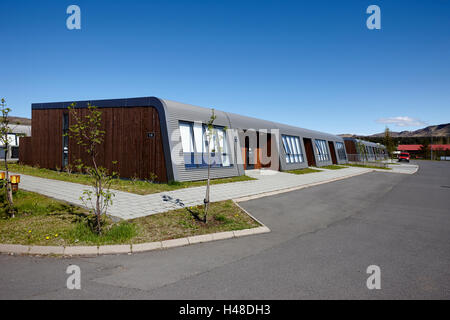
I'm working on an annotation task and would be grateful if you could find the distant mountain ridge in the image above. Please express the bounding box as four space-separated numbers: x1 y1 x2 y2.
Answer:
9 116 31 126
340 123 450 138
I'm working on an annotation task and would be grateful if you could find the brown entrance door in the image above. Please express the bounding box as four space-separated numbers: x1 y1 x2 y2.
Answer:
244 136 255 170
260 133 277 170
303 138 316 167
328 141 338 164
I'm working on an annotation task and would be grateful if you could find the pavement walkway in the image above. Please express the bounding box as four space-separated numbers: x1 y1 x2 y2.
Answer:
14 162 418 220
13 166 374 220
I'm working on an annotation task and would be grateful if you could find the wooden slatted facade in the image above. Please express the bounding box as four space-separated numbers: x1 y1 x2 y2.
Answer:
20 106 168 182
344 139 357 155
18 136 33 165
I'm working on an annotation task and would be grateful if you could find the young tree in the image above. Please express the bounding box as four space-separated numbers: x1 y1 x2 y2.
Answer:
0 98 15 216
191 108 228 223
420 140 429 159
356 141 368 162
201 109 217 223
67 103 115 234
383 127 396 158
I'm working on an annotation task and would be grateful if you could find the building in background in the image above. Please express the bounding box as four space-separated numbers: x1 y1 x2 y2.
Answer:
19 97 348 182
343 137 387 162
0 117 31 161
397 144 450 159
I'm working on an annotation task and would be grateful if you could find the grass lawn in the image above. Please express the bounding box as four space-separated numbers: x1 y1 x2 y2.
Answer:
1 163 256 195
320 165 348 170
346 163 392 170
286 168 322 175
0 190 260 246
131 200 259 243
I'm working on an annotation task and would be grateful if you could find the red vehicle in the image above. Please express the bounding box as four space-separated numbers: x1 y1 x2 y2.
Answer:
398 152 410 162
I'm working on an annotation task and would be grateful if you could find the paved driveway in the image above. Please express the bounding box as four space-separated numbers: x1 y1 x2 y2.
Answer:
1 161 449 299
14 166 371 219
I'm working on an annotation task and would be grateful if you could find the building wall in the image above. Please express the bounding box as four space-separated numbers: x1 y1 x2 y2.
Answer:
162 99 347 181
344 140 357 155
24 97 349 182
1 124 31 160
18 136 33 164
344 138 386 161
162 100 241 182
22 106 167 182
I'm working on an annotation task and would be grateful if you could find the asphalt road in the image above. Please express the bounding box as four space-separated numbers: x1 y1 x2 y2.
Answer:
1 161 449 299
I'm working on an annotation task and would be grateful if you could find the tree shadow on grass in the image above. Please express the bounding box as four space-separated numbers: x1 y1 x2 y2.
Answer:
161 194 205 223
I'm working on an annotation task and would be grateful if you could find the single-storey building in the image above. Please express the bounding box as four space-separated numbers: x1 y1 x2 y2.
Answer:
396 144 422 158
20 97 348 182
397 144 450 159
343 137 387 162
1 123 31 161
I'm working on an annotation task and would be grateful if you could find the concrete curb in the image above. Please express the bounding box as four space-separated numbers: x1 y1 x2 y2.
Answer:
379 164 419 175
0 226 270 257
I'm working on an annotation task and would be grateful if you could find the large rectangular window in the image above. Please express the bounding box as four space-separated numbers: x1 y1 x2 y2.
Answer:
282 135 304 164
179 121 231 168
314 139 330 162
335 142 347 160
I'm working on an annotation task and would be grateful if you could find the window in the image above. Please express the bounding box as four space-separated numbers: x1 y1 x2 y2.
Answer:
335 142 347 160
7 134 17 146
314 139 330 162
282 135 304 164
179 121 231 168
11 146 19 159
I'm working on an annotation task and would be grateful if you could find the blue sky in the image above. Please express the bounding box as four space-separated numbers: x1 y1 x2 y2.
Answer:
1 0 449 135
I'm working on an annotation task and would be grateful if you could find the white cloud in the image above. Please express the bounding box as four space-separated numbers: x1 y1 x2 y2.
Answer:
376 116 427 127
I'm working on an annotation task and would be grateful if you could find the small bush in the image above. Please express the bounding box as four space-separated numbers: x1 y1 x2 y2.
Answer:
213 214 231 224
68 221 137 245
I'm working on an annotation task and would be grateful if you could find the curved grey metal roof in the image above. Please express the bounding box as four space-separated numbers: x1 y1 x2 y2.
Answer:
357 139 386 149
10 124 31 136
161 98 344 142
344 137 386 149
32 96 343 142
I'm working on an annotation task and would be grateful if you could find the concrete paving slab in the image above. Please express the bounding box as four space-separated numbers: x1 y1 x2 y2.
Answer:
211 231 235 241
64 246 98 256
161 238 189 249
131 242 162 253
29 246 64 255
0 244 30 254
98 245 131 255
188 234 214 244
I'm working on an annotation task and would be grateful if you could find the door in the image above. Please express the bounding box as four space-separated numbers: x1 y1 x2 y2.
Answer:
245 136 255 169
328 141 338 164
303 138 316 167
260 133 276 169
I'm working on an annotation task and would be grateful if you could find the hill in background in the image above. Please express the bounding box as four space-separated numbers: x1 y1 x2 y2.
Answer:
9 116 31 126
339 123 450 145
340 123 450 139
369 123 450 138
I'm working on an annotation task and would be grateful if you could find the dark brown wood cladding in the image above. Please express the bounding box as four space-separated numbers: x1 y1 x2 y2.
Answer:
303 138 316 167
31 108 63 169
18 136 33 165
21 107 167 182
328 141 338 164
344 140 357 155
